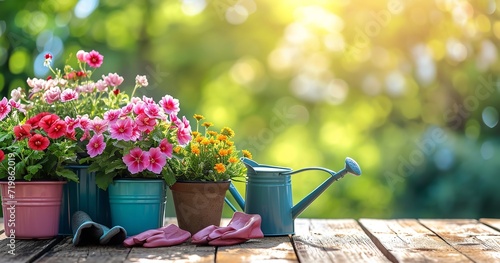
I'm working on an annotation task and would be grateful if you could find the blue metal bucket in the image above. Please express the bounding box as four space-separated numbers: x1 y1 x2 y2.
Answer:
59 165 111 235
108 179 166 236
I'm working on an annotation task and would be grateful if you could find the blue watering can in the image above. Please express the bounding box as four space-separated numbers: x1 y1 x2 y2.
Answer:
225 157 361 236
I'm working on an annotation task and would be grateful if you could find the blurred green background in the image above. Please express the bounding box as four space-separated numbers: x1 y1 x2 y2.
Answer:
1 0 499 219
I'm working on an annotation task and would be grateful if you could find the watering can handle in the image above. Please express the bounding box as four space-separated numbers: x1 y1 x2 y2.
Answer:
282 167 336 176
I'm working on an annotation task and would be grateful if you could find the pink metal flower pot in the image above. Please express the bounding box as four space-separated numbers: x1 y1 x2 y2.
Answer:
0 181 66 239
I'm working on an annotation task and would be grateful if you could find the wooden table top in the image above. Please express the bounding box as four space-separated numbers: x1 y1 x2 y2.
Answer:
1 217 500 262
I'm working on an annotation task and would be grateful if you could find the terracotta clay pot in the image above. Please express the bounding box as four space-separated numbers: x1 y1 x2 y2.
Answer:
169 181 230 235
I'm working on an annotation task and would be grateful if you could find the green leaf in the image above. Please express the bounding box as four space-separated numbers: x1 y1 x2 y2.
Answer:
96 173 115 190
56 168 79 182
27 164 43 175
105 159 127 174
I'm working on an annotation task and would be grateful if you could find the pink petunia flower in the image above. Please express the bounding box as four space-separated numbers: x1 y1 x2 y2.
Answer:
133 100 146 115
104 109 121 124
135 75 148 87
86 134 106 158
122 147 150 174
89 117 108 135
177 123 192 146
159 139 173 158
65 116 79 133
102 73 124 87
109 117 135 141
76 50 88 62
121 103 134 117
95 80 108 92
170 113 182 126
136 113 156 133
144 103 162 119
146 147 166 174
77 115 91 141
43 86 61 104
77 83 94 93
85 50 103 68
60 89 79 102
142 96 155 105
10 87 23 101
160 95 180 115
0 97 12 120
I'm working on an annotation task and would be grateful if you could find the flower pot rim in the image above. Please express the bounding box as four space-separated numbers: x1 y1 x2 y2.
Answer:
0 180 67 184
173 180 231 183
112 178 165 182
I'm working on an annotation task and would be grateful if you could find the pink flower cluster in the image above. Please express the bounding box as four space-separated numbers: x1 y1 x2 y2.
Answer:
77 50 104 68
25 72 128 105
84 95 191 174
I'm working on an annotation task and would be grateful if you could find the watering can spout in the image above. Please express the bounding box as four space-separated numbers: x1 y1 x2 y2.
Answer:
290 157 361 219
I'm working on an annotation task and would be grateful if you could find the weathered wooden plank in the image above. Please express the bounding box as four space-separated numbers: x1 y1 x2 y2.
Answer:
359 219 472 263
214 217 297 262
0 236 63 263
126 243 215 263
216 236 297 263
480 218 500 231
33 236 129 263
293 218 390 263
420 219 500 262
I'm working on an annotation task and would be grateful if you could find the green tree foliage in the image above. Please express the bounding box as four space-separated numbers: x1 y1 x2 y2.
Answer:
1 0 499 218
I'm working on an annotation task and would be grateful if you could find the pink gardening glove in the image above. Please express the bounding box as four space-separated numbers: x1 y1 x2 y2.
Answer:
192 212 264 246
191 225 220 244
123 224 191 247
143 224 191 248
123 229 163 247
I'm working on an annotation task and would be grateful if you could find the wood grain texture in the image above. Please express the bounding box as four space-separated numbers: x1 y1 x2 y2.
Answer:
0 236 63 263
359 219 472 263
293 218 390 263
126 242 215 263
216 236 297 263
34 237 129 263
420 219 500 262
480 218 500 231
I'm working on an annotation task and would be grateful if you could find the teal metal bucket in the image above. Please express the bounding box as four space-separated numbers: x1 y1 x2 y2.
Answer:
59 165 111 235
108 179 166 236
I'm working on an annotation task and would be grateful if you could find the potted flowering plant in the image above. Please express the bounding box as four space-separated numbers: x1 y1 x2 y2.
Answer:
0 50 116 238
164 114 252 234
79 73 192 235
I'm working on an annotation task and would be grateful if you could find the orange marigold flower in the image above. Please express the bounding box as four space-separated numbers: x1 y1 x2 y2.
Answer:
201 138 210 145
219 149 229 156
226 141 234 147
210 138 217 144
194 114 205 121
174 146 182 153
191 145 200 155
242 150 252 159
202 122 213 128
217 134 227 141
195 136 203 143
229 157 238 163
192 131 200 137
221 127 235 137
207 131 218 137
214 163 226 173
